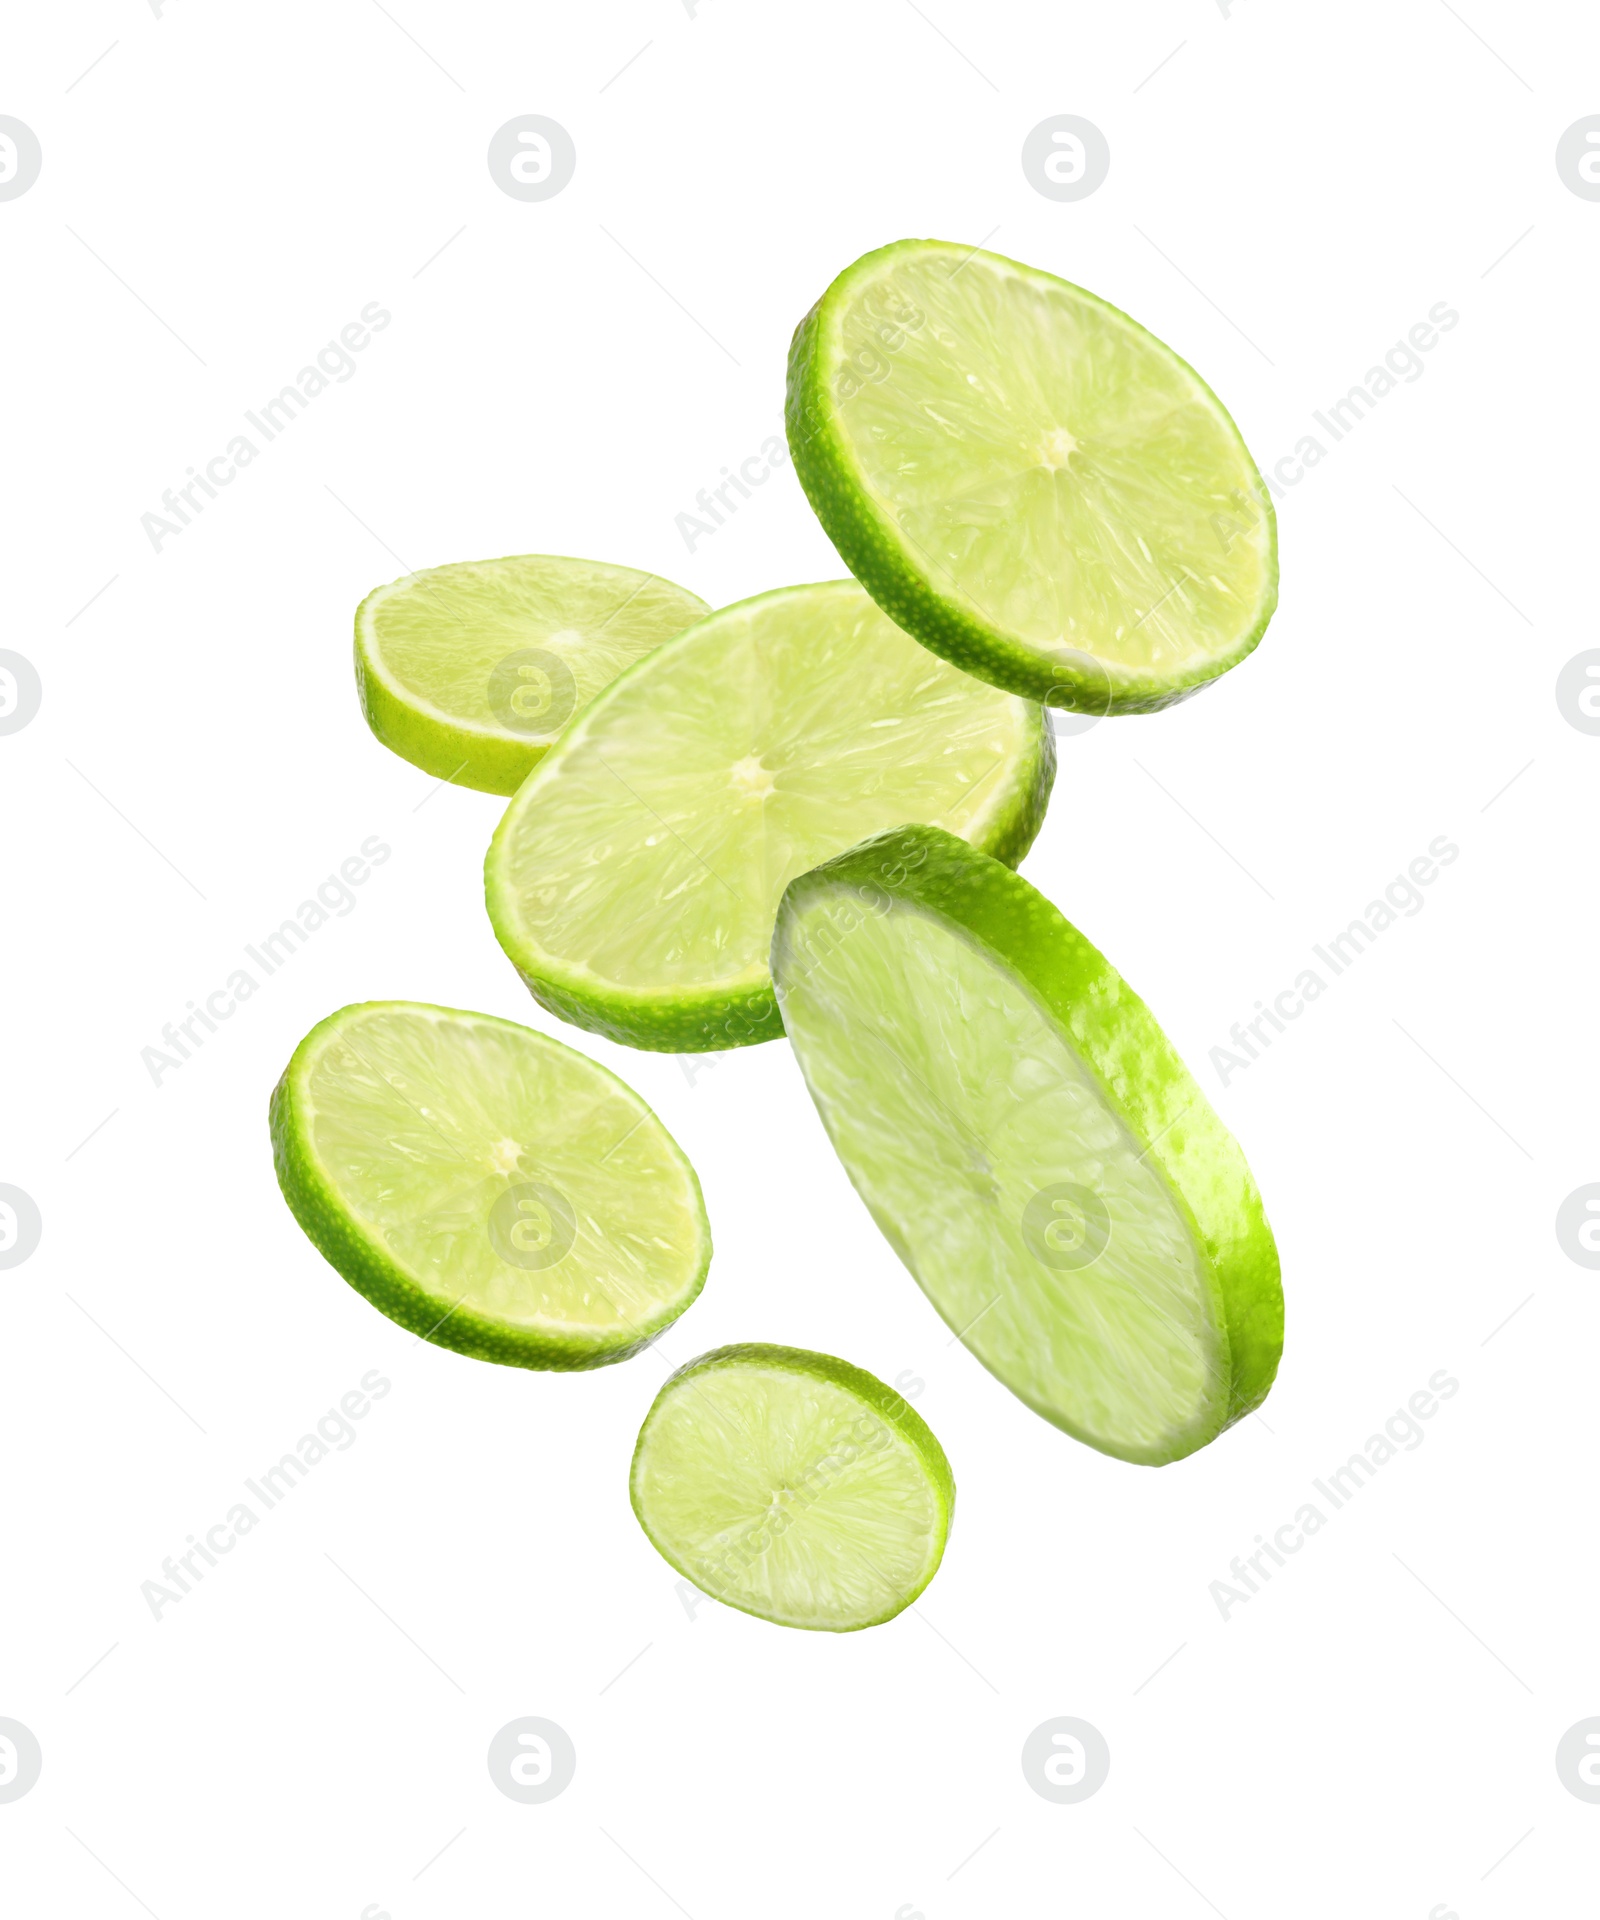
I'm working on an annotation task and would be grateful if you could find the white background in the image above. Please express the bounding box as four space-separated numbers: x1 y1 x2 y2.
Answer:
2 2 1595 1914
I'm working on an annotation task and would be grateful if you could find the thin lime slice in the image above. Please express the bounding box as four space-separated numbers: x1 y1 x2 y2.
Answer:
269 1001 710 1369
484 579 1054 1053
787 239 1278 714
772 827 1282 1464
630 1344 954 1630
355 554 708 795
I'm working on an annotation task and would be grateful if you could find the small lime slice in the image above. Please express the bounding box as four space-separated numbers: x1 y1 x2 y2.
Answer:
787 239 1278 714
630 1344 954 1631
484 578 1053 1053
355 554 709 795
772 827 1282 1464
269 1001 710 1369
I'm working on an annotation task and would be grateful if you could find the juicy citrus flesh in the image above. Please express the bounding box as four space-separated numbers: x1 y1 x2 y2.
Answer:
817 243 1275 694
291 1004 706 1348
631 1352 948 1630
358 554 707 786
775 893 1226 1459
487 580 1047 1028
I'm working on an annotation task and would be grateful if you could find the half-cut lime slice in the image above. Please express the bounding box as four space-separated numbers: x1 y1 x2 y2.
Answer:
787 239 1277 715
355 554 708 795
630 1344 954 1630
269 1001 710 1369
772 827 1281 1464
485 579 1053 1053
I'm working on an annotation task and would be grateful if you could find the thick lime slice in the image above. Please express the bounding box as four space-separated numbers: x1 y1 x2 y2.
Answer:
787 239 1277 714
484 579 1053 1053
630 1344 954 1631
772 827 1282 1464
355 554 708 795
269 1002 710 1369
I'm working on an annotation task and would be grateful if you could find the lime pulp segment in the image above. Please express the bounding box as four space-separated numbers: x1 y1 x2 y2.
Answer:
484 579 1054 1053
270 1001 710 1369
630 1344 954 1630
787 239 1278 714
772 828 1281 1463
355 553 709 795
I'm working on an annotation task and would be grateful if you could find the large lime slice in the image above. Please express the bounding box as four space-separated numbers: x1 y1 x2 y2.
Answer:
269 1002 710 1369
787 239 1278 714
484 579 1054 1053
630 1344 954 1630
355 554 708 795
772 827 1282 1464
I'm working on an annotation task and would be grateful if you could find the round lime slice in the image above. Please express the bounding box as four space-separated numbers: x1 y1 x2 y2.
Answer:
630 1344 954 1631
787 239 1278 715
269 1001 710 1369
355 554 709 795
772 827 1282 1464
484 579 1054 1053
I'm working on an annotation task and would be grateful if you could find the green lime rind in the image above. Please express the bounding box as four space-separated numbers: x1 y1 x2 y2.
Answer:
772 826 1282 1464
270 1000 711 1371
629 1343 954 1632
355 553 708 796
499 966 787 1057
786 238 1279 715
484 579 1055 1055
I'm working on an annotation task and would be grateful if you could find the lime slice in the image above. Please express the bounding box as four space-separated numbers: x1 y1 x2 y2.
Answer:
484 579 1054 1053
629 1344 954 1630
269 1001 710 1369
772 827 1282 1464
355 554 709 795
787 239 1278 715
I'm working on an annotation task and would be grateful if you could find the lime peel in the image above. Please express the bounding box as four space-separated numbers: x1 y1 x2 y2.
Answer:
773 826 1282 1464
630 1343 954 1631
270 1000 710 1370
787 238 1278 714
356 553 708 795
484 578 1053 1053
